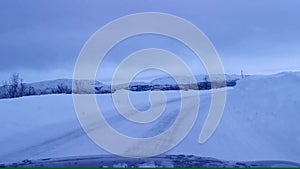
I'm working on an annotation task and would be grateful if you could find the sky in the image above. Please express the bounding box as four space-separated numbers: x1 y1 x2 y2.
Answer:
0 0 300 82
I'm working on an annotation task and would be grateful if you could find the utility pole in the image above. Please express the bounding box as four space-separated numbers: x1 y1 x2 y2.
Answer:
241 70 244 78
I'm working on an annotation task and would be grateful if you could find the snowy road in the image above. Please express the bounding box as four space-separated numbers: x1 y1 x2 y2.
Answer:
0 92 202 162
0 90 202 163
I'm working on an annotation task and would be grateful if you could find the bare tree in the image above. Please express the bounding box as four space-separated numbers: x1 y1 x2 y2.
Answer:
19 78 26 97
5 73 27 98
0 80 9 98
8 73 19 98
28 86 36 95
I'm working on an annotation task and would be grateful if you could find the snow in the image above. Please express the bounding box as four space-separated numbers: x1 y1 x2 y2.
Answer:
0 72 300 164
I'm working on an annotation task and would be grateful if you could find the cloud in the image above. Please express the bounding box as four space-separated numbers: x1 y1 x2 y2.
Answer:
0 0 299 82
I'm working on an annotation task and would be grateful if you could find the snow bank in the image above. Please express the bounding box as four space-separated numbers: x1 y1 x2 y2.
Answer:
173 72 300 162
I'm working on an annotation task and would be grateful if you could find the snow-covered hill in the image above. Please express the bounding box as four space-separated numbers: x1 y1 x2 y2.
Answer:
0 79 111 99
2 155 300 168
0 72 299 165
147 74 240 91
112 74 241 91
151 74 241 85
0 74 240 99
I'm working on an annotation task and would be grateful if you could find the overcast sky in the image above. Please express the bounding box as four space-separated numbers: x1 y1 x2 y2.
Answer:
0 0 300 82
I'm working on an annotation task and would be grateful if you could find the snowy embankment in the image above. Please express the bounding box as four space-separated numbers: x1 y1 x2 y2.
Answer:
0 72 299 165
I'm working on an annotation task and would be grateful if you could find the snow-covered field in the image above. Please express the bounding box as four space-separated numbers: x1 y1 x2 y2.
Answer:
0 72 300 166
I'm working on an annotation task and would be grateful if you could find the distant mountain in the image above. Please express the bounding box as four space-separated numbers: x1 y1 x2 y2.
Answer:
147 74 240 91
151 74 241 85
0 79 110 99
0 74 241 99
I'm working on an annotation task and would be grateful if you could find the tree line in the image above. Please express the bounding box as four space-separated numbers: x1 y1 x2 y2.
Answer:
0 73 71 99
